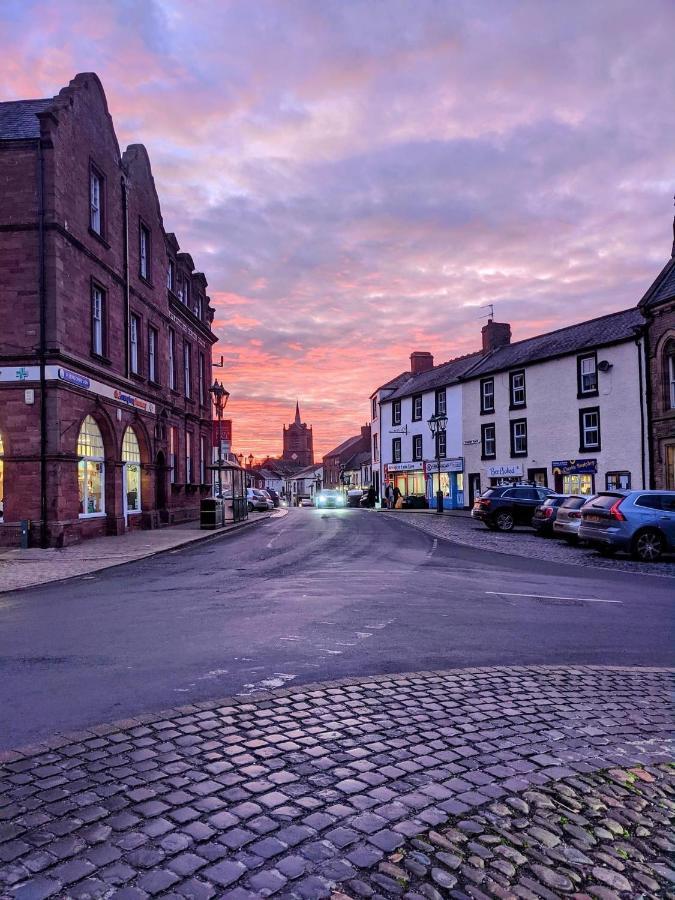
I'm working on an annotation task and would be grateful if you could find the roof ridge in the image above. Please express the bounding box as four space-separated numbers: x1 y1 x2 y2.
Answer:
499 306 640 352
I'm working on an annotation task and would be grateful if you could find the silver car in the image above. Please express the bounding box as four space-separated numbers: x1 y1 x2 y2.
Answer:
579 490 675 561
552 494 594 544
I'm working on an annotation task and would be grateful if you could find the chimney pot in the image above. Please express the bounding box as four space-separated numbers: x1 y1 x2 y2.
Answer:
410 351 434 374
481 320 511 353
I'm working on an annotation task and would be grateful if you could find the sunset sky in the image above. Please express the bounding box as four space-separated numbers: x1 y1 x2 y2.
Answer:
2 0 674 458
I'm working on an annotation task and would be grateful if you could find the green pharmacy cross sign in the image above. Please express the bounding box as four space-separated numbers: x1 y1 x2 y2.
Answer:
15 367 29 380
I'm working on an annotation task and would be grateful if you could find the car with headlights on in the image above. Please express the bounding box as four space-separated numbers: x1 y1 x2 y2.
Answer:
316 489 346 509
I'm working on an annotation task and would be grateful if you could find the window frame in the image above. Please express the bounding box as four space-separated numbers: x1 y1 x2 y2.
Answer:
435 388 447 416
129 313 141 375
509 370 526 409
392 399 401 426
186 431 193 485
183 340 192 399
481 423 496 460
198 351 206 406
169 426 179 484
606 471 631 490
89 162 105 238
200 435 207 485
577 352 599 398
392 437 402 463
91 282 106 358
77 415 106 518
372 397 377 420
435 431 447 459
509 418 528 457
148 325 159 384
167 259 175 293
579 406 601 452
412 394 423 421
412 434 423 461
168 329 177 391
480 377 495 414
139 222 151 282
667 344 675 410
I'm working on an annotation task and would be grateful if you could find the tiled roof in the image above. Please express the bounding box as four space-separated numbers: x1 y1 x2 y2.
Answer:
344 449 371 469
372 371 409 396
387 353 482 400
0 99 52 140
639 256 675 310
324 434 363 459
466 307 645 379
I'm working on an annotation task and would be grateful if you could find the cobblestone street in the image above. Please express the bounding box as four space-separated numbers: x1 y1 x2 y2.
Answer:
383 512 675 578
1 667 672 899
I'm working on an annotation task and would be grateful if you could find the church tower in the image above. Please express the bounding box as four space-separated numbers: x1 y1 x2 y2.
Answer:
282 402 314 466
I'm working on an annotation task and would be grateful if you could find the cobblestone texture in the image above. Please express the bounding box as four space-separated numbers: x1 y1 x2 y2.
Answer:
384 512 675 577
335 763 675 900
0 667 672 899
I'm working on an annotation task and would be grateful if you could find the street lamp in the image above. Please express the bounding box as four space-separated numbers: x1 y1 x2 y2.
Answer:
427 412 448 515
246 453 254 488
209 380 230 496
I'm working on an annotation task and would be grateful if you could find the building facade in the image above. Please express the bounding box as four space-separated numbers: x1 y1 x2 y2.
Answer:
639 220 675 490
322 426 371 489
0 73 217 547
282 402 314 466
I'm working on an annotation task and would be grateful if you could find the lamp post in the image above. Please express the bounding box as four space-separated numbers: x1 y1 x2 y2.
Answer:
209 379 230 496
247 453 254 488
427 412 448 515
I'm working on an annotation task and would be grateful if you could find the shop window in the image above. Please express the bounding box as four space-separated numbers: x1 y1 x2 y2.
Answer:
412 394 422 421
510 419 527 456
509 371 526 408
577 353 598 397
579 407 601 451
91 284 106 357
606 471 631 490
392 400 401 426
480 378 494 414
200 435 207 484
122 427 142 514
563 473 594 495
186 432 193 484
77 416 105 517
412 434 423 461
0 432 4 522
392 438 401 463
481 423 496 459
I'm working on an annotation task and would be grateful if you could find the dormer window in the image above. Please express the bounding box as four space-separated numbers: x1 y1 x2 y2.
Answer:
167 260 175 292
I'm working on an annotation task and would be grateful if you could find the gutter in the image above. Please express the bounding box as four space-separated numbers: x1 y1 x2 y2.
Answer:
37 139 48 548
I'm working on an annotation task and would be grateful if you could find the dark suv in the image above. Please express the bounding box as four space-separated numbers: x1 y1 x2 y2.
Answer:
472 484 554 532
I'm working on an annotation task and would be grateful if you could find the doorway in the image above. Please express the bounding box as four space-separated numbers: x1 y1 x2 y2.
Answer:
527 468 548 487
468 473 481 507
155 451 168 522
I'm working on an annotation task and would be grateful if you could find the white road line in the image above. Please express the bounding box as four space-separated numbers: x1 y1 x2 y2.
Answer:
485 591 621 603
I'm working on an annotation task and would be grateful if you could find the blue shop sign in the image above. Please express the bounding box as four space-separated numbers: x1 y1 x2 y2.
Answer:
552 459 597 475
58 367 91 389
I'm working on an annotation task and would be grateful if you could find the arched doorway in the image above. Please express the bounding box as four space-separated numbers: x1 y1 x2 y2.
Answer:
155 450 167 517
122 427 142 524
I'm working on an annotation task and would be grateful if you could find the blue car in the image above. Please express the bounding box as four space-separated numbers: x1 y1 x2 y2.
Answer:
579 490 675 561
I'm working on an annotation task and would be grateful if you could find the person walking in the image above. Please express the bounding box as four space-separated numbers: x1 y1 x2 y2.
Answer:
384 483 394 509
367 485 376 508
393 484 402 509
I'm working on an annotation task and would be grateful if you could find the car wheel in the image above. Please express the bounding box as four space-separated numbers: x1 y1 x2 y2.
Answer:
495 511 514 532
632 529 664 563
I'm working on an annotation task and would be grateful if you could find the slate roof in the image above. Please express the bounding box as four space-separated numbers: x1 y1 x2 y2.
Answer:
638 256 675 309
387 352 482 400
0 99 52 140
324 434 364 459
344 449 371 469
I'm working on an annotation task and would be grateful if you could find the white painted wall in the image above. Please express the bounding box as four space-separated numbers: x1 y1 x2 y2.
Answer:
379 384 463 468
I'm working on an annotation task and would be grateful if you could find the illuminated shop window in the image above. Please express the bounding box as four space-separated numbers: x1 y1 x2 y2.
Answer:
77 416 105 517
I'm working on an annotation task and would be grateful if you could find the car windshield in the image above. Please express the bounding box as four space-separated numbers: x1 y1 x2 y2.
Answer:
542 498 562 507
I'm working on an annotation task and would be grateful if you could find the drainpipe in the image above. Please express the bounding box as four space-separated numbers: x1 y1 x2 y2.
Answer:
37 139 48 548
636 323 651 489
121 176 130 379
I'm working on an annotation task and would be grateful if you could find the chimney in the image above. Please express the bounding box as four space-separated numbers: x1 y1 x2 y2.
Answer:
481 320 511 353
410 351 434 374
360 424 371 441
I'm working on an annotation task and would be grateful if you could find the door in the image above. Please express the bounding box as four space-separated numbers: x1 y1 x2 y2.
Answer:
528 468 548 487
155 451 167 521
468 473 481 507
123 462 141 524
510 487 539 524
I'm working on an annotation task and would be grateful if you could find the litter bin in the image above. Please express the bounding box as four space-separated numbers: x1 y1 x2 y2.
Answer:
200 498 224 529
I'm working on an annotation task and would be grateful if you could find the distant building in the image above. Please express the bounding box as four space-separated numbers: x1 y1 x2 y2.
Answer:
282 402 314 466
323 426 371 489
289 464 323 505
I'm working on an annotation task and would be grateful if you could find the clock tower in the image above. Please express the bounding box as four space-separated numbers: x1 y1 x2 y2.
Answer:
282 402 314 466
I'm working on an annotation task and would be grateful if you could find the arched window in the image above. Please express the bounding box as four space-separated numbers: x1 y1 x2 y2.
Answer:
77 416 105 517
122 427 142 514
0 432 4 522
665 339 675 410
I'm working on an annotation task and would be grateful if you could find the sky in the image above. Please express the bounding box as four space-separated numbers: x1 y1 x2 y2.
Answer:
2 0 674 458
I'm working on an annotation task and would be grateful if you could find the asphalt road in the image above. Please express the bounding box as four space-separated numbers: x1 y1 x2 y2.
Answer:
0 508 672 749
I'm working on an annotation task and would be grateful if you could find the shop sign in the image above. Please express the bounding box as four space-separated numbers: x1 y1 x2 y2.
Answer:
386 461 421 472
552 459 597 475
58 368 91 389
113 389 153 412
0 366 40 382
423 457 464 473
212 419 233 447
487 464 523 478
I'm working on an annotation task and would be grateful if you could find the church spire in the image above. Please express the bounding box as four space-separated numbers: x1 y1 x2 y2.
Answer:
294 401 301 425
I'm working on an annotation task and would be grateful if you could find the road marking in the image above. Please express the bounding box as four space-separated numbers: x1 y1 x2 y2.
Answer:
485 591 621 603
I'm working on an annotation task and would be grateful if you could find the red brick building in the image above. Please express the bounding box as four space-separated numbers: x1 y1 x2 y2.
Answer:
0 73 218 547
322 425 371 488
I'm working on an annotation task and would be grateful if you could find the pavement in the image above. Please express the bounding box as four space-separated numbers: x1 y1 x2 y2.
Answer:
0 512 278 593
0 667 672 899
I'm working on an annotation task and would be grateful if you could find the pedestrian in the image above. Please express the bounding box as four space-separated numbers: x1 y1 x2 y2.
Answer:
367 485 376 508
393 485 402 509
384 483 394 509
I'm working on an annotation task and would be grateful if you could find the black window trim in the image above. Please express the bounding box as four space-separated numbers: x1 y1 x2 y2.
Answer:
435 388 447 416
605 470 631 490
412 434 423 461
577 351 599 398
509 369 527 410
480 377 495 415
412 394 423 421
509 417 528 457
392 437 402 463
392 399 401 426
481 423 496 460
579 405 601 452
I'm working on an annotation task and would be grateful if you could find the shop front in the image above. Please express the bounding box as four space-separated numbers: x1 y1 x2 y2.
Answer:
425 458 464 510
385 462 425 502
486 463 524 487
552 459 597 495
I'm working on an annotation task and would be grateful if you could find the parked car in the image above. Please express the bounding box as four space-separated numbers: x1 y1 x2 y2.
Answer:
579 490 675 561
299 497 313 507
403 494 429 510
265 488 281 508
246 488 270 512
552 494 594 544
472 484 554 532
531 494 568 536
347 489 365 508
316 489 346 508
258 489 275 510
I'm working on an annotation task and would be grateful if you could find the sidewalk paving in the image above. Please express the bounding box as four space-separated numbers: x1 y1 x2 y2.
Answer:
0 511 283 594
0 666 671 899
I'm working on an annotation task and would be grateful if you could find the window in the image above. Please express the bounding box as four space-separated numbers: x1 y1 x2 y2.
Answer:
179 275 190 306
198 352 205 406
169 427 178 483
435 431 446 459
167 260 175 292
130 314 140 374
606 471 631 490
392 438 401 463
481 423 496 459
510 419 527 456
579 407 601 451
577 353 598 396
90 166 103 235
373 434 379 463
413 434 423 461
480 378 494 414
200 435 207 484
563 474 594 495
77 416 105 517
184 342 192 398
194 294 203 319
667 343 675 409
509 371 526 408
122 427 142 514
186 432 193 484
139 224 150 280
412 395 422 421
168 329 176 390
148 326 158 383
392 400 401 426
435 388 446 416
91 285 105 356
372 397 377 420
